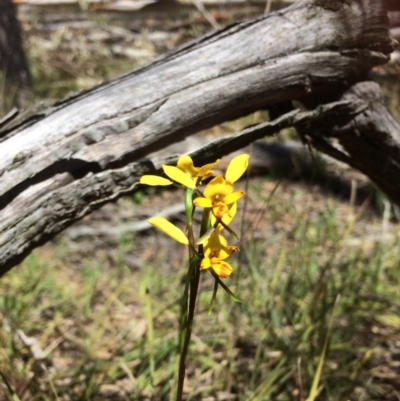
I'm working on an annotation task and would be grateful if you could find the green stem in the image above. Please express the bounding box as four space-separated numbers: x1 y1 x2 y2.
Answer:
176 256 200 401
176 189 196 401
176 202 210 401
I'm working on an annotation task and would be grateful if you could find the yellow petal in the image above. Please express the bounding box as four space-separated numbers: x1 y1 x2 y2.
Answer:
204 231 238 259
225 202 237 221
212 203 229 219
200 257 212 270
203 176 233 199
225 154 249 183
217 245 239 260
193 197 213 208
205 230 228 250
148 217 189 245
203 235 222 258
197 159 220 178
140 175 173 186
177 155 199 177
222 191 245 205
211 260 234 278
211 202 237 228
196 227 215 245
162 165 196 189
199 171 214 181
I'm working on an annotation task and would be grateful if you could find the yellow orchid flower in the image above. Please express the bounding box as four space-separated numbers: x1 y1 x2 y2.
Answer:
200 230 239 278
194 176 244 219
193 153 249 220
140 155 220 189
148 217 189 245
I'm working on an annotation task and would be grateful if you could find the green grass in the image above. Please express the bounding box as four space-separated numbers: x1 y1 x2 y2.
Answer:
1 180 400 400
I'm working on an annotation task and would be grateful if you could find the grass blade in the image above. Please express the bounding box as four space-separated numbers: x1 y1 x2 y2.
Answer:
306 294 341 401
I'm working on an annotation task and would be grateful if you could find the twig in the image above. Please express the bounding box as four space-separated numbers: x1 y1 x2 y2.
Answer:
264 0 273 14
190 0 221 30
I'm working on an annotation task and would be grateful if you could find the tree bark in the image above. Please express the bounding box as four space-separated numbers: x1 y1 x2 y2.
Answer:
0 0 398 276
0 0 32 115
295 81 400 204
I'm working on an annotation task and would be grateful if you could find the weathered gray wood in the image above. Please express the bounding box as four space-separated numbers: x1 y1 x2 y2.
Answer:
296 81 400 204
0 0 397 276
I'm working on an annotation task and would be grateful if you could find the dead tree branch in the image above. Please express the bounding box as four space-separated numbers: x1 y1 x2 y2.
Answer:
0 0 398 276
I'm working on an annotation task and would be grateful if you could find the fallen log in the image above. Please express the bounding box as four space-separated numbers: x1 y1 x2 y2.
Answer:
0 0 398 276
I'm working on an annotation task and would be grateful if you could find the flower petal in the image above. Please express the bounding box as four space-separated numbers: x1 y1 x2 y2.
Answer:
211 202 237 228
193 197 213 208
162 165 195 189
217 245 239 260
212 203 229 219
204 231 239 259
140 175 173 186
203 176 233 199
225 154 249 183
222 191 245 205
197 159 220 178
148 217 189 245
205 230 228 250
177 155 199 177
211 260 234 278
200 257 212 270
203 235 222 258
199 171 214 181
